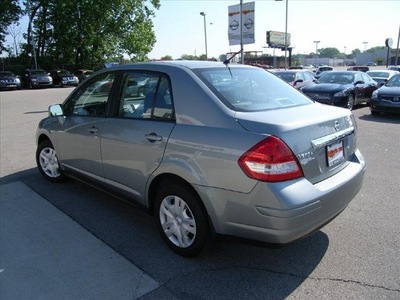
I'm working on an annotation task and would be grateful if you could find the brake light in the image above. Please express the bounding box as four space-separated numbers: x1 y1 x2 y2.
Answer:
238 136 303 182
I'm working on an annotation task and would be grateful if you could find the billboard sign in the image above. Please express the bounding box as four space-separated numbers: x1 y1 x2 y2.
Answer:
228 2 255 46
266 31 291 48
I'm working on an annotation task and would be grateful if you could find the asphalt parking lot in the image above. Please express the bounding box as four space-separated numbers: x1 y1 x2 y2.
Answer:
1 86 399 299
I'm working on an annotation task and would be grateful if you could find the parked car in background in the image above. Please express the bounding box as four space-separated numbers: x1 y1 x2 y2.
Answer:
50 69 79 87
272 70 315 90
36 61 366 257
22 69 53 89
302 71 377 110
366 62 377 66
74 69 94 83
366 70 399 86
315 65 333 77
370 73 400 116
387 66 400 72
347 66 369 72
0 71 21 90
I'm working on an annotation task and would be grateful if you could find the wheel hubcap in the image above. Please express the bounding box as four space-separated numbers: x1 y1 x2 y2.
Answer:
39 147 61 178
347 96 354 110
159 195 196 248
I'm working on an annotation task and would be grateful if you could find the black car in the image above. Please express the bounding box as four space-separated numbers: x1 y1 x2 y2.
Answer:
347 66 369 72
22 69 53 89
272 70 316 90
302 71 378 110
74 69 94 83
50 69 79 87
0 71 21 90
370 74 400 115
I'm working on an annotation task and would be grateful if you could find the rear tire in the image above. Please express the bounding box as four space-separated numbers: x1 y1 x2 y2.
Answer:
155 181 210 257
36 140 66 182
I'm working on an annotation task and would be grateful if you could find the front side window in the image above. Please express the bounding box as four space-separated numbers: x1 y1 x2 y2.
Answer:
354 73 364 84
63 72 116 116
303 72 314 81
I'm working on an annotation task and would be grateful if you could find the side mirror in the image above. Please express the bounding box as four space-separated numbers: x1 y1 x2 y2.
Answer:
49 104 63 116
293 79 303 86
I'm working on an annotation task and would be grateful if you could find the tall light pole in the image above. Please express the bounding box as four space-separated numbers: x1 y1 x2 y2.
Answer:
363 41 368 52
200 12 208 59
314 40 320 66
275 0 288 68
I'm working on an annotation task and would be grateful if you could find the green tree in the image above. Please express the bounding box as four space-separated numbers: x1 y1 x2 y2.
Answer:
351 49 361 57
181 54 198 60
21 0 160 65
160 55 173 60
317 47 341 58
0 0 22 52
366 46 385 53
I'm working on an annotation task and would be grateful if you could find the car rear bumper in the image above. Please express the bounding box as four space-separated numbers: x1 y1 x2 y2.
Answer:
197 149 366 244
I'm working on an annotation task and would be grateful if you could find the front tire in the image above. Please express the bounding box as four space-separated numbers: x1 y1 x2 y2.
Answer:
371 110 381 116
346 95 355 110
36 140 66 182
155 181 210 257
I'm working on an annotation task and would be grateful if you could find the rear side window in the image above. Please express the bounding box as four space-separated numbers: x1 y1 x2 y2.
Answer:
118 72 174 121
196 67 312 112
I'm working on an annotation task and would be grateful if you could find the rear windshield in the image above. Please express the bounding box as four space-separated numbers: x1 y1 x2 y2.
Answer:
195 67 312 112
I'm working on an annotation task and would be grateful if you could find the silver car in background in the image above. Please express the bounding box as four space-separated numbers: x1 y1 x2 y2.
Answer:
36 61 366 257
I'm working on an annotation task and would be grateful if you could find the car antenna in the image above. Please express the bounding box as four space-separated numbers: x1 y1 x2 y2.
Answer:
223 48 243 66
223 48 243 77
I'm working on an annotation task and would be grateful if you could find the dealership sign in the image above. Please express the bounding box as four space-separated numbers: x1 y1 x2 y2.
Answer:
266 30 291 48
228 2 255 46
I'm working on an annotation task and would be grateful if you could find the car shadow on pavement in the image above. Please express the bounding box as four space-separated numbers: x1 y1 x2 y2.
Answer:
358 112 400 124
3 170 329 299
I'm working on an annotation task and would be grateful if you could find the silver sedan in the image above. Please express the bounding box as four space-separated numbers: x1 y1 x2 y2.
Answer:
36 61 366 257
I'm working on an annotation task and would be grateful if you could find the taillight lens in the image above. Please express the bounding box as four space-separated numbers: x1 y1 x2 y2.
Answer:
238 136 303 182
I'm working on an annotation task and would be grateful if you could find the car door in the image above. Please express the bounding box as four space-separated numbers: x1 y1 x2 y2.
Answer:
100 72 175 205
361 73 377 98
54 71 117 179
353 72 367 101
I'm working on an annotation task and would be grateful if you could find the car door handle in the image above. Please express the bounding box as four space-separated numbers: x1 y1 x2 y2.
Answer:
145 132 163 142
87 126 99 134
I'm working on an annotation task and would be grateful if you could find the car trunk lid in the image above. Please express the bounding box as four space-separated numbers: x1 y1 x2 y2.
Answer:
235 103 357 184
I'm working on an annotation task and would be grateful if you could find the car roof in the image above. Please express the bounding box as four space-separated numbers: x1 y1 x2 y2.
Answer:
321 71 360 74
107 60 253 71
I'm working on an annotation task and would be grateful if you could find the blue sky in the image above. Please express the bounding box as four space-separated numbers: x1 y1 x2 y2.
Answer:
148 0 400 59
3 0 399 60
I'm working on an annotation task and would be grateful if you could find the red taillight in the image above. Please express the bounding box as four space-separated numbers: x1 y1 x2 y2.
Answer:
238 136 303 182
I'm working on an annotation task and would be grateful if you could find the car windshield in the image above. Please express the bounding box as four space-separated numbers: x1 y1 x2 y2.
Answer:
367 72 389 78
386 75 400 87
195 67 312 112
59 70 72 75
31 70 47 75
0 71 14 76
318 73 353 84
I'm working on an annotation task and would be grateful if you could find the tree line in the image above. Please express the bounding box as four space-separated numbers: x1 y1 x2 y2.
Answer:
1 0 160 69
